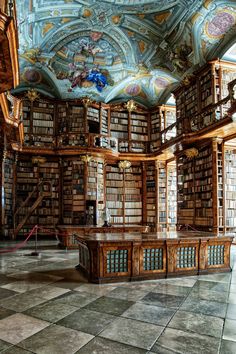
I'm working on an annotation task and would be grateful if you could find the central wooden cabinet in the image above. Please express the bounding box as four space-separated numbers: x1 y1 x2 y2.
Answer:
76 231 233 283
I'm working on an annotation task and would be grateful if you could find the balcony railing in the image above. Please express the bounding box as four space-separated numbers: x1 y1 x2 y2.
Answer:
161 122 177 144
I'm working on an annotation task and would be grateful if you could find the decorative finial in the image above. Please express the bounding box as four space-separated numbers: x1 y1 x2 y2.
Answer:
184 148 198 160
125 100 137 112
32 156 46 165
82 97 93 107
25 89 40 102
80 154 93 163
118 160 131 169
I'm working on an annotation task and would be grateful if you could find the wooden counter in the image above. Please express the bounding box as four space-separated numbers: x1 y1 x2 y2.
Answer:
57 225 149 248
75 231 234 283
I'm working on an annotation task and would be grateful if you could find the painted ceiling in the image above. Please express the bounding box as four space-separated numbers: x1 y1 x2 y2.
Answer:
15 0 236 107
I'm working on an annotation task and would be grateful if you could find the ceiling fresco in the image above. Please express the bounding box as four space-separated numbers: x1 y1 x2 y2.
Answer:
15 0 236 107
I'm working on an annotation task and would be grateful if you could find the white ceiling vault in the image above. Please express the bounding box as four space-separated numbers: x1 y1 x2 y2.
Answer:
14 0 236 107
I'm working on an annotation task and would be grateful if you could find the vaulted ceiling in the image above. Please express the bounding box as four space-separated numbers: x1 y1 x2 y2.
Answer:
15 0 236 107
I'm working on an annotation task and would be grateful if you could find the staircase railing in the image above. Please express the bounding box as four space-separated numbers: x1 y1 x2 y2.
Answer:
13 180 52 238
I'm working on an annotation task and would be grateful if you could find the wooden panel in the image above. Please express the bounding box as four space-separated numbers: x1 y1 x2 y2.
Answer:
139 242 166 276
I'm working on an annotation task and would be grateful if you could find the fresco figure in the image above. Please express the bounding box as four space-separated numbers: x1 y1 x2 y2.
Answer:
86 66 108 92
68 63 89 88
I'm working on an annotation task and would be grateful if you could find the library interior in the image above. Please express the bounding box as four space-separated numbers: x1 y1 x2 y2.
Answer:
1 0 236 353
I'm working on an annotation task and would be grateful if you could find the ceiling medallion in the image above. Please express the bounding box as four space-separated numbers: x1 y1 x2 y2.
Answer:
82 8 92 18
118 160 132 169
125 100 137 112
25 89 40 102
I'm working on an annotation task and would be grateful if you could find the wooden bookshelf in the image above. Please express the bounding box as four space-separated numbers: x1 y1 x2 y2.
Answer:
146 162 156 230
130 112 148 153
174 60 236 134
105 164 124 224
31 99 55 147
194 144 213 228
167 161 177 231
124 165 142 224
223 141 236 233
38 160 59 226
6 62 236 240
176 140 225 231
2 152 14 236
150 110 161 152
157 163 167 231
22 100 31 145
177 154 195 227
110 110 129 152
62 159 85 225
15 157 60 234
15 158 39 235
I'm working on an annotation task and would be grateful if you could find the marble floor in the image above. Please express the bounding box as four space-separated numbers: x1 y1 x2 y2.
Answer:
0 241 236 354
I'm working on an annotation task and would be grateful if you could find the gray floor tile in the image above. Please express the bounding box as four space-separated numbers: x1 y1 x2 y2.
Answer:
229 283 236 293
161 277 197 288
76 336 147 354
180 296 227 318
0 287 18 299
24 300 78 323
193 280 229 292
99 317 164 350
0 274 14 286
106 286 148 301
152 283 191 296
226 303 236 320
140 292 185 309
0 306 15 320
220 339 236 354
19 324 93 354
58 308 116 335
118 281 160 291
84 296 134 316
54 280 86 290
153 327 220 354
1 280 52 293
1 346 34 354
53 290 100 308
1 293 46 312
26 284 70 300
223 318 236 342
168 310 224 338
189 287 228 303
0 244 235 353
197 273 231 283
122 302 175 326
228 293 236 305
0 313 50 345
0 338 11 351
74 283 117 296
148 348 178 354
